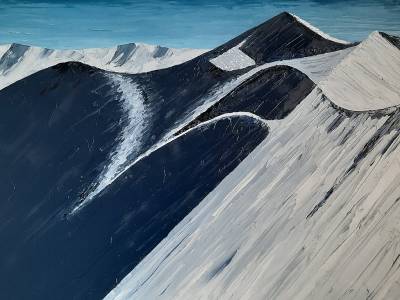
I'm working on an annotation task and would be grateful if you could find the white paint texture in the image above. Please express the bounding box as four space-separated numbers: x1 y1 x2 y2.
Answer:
0 43 206 90
210 41 256 71
106 87 400 300
320 31 400 111
72 74 147 213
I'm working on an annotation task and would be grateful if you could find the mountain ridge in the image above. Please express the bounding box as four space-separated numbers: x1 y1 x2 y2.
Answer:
0 12 399 300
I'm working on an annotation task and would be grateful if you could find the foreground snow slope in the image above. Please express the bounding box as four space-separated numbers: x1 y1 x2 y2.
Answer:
106 86 400 300
320 31 400 111
0 42 206 89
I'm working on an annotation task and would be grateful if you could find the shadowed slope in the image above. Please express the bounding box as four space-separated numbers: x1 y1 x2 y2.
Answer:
0 115 268 300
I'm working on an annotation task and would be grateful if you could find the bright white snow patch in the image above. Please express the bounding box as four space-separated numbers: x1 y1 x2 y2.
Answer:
320 31 400 111
210 41 256 71
72 74 147 213
290 13 350 45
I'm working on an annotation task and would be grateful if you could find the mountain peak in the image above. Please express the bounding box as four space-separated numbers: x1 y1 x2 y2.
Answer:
210 12 355 66
320 30 400 111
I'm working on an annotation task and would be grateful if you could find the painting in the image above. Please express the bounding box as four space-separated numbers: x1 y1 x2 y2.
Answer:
0 1 400 299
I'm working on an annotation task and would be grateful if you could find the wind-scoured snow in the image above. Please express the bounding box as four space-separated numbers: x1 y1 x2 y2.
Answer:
210 40 256 71
105 87 400 300
320 31 400 111
290 13 350 45
0 43 206 90
72 74 147 213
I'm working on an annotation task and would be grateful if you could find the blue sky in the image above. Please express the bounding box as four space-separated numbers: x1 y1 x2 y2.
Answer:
0 0 400 49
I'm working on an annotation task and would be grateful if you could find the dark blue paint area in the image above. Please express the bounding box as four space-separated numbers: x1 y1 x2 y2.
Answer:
239 12 353 64
178 65 316 133
0 0 399 49
0 62 124 248
0 115 268 300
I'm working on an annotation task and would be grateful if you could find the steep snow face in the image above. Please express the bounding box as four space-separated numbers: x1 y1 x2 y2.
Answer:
290 13 350 45
320 31 400 111
210 41 255 71
105 88 400 300
0 43 206 90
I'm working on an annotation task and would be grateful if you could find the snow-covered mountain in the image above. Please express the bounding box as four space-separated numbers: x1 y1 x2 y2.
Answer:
0 42 206 90
106 22 400 300
1 11 399 300
320 31 400 111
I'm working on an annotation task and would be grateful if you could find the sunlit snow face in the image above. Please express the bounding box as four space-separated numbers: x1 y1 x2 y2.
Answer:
0 0 399 49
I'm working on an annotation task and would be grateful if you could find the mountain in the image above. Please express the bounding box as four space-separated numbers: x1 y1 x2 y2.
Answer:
0 42 206 90
105 21 400 300
2 11 398 300
320 31 400 111
208 12 353 69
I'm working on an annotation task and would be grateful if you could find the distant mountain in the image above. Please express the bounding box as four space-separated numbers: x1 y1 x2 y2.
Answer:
2 11 400 300
0 42 206 89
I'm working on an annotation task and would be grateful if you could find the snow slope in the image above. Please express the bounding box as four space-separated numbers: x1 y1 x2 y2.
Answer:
0 42 206 90
3 12 398 300
91 46 351 204
320 31 400 111
105 29 400 300
106 86 400 300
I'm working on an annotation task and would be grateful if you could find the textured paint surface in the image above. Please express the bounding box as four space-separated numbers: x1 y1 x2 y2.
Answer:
320 31 400 111
106 87 400 300
105 15 400 300
1 8 400 300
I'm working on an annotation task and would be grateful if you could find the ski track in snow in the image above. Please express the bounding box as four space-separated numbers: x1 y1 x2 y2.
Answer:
105 87 400 300
71 74 147 214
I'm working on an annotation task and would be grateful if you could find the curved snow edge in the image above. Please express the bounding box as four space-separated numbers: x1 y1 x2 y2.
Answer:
71 74 147 214
290 13 350 45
